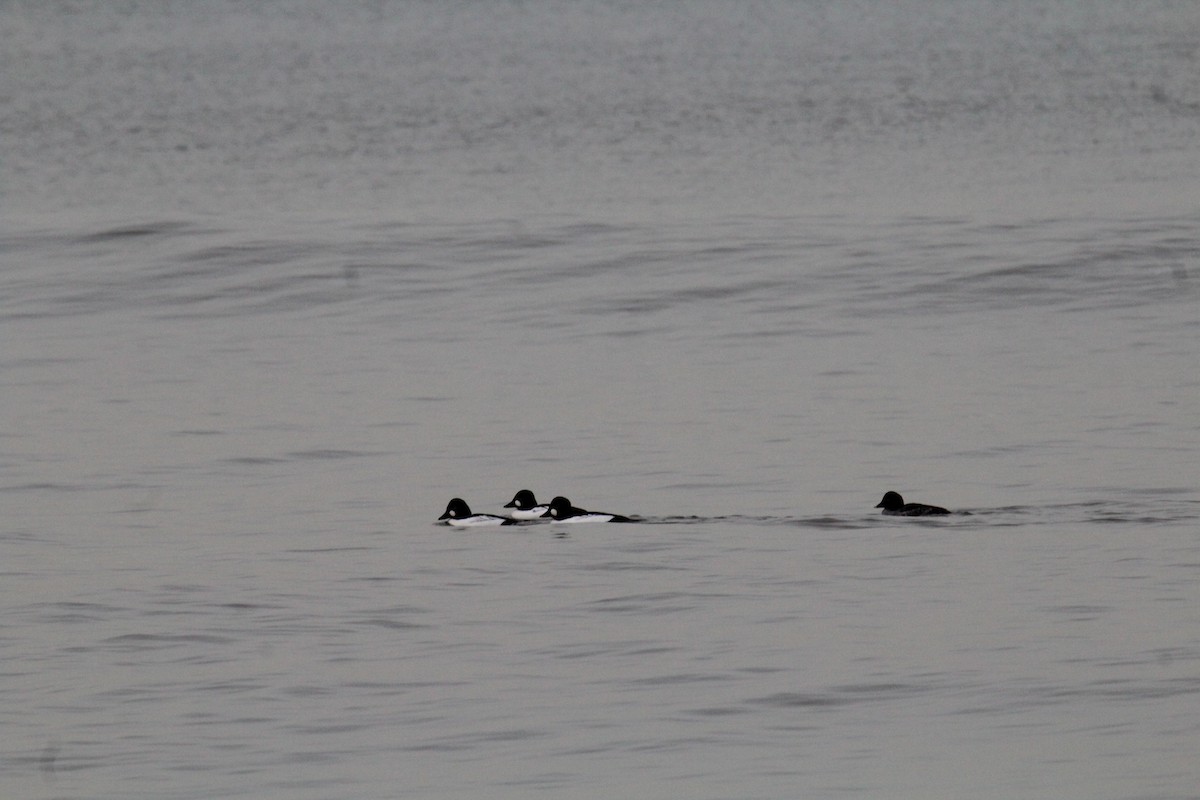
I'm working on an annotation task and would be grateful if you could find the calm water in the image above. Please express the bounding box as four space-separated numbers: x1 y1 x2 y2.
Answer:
3 2 1200 798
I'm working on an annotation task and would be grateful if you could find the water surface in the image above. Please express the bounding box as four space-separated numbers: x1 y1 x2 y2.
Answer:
3 3 1199 798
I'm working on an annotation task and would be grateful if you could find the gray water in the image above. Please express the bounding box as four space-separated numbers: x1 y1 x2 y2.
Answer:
3 2 1200 798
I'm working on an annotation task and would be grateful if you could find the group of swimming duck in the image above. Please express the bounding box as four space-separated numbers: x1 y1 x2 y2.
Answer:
438 491 633 526
437 489 951 527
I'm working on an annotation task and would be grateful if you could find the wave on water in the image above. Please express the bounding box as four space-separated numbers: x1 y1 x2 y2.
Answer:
846 216 1200 317
5 212 1196 330
438 498 1200 531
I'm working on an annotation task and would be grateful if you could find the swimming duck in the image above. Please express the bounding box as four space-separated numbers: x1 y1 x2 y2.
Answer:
438 498 517 527
541 496 634 523
875 491 950 516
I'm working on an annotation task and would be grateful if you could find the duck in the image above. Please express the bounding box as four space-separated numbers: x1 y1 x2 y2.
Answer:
438 498 517 527
541 496 634 523
502 489 550 520
875 491 950 516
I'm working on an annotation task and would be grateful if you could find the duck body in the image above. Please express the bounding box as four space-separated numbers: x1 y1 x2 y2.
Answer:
875 491 950 516
541 496 634 523
438 498 517 527
503 489 550 520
